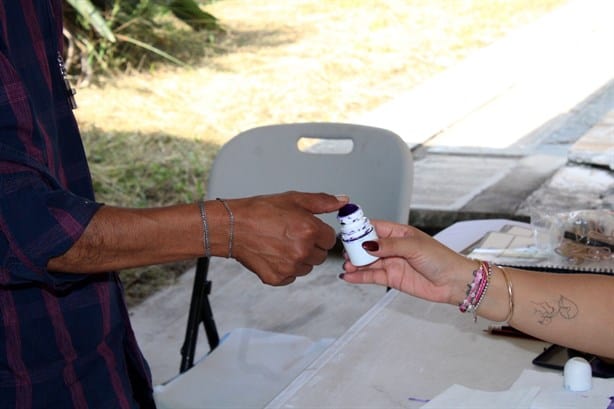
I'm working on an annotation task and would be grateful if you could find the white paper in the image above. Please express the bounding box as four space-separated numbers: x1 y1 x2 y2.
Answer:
420 369 614 409
510 369 614 409
421 384 540 409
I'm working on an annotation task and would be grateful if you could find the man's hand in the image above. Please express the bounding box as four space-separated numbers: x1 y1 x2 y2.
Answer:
229 191 348 285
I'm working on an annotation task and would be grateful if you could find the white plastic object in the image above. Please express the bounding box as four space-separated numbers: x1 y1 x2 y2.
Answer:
337 203 379 266
563 356 592 391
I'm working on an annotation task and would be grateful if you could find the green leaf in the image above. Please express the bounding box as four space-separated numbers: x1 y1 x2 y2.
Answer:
115 34 188 67
65 0 116 42
167 0 218 31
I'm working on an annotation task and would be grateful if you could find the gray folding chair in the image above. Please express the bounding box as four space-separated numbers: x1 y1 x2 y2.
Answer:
155 122 413 408
206 122 413 227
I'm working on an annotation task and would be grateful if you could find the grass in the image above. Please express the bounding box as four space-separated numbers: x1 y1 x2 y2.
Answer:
75 0 569 306
82 127 216 207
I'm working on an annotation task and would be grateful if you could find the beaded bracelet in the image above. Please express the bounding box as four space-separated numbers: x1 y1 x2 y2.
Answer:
459 260 492 322
459 260 485 312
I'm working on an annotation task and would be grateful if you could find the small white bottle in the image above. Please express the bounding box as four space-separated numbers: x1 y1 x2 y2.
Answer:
337 203 379 266
563 357 592 392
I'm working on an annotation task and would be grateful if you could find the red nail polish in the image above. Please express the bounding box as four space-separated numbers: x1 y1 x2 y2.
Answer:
362 241 379 252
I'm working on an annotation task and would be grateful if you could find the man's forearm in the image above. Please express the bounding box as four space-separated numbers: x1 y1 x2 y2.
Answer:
47 192 347 286
47 203 224 273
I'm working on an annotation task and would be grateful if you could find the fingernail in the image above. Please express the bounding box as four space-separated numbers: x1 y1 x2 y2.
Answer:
362 241 379 251
338 273 345 280
335 194 349 202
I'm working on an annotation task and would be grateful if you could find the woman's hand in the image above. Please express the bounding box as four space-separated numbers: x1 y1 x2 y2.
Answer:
340 220 475 305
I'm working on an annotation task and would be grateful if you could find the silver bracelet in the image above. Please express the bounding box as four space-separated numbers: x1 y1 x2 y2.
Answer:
198 200 211 258
216 198 234 258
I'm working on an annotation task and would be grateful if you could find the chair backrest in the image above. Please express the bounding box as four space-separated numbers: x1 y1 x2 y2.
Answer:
207 122 413 228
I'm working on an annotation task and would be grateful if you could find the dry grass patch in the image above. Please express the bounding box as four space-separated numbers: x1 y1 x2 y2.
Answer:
76 0 567 144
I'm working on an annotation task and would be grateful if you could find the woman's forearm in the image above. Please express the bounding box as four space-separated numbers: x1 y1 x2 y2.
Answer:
477 266 614 358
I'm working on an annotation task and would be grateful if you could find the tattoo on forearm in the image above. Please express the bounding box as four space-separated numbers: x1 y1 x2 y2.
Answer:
532 296 578 325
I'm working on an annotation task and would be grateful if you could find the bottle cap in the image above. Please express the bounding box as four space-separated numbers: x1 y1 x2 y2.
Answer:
563 357 592 391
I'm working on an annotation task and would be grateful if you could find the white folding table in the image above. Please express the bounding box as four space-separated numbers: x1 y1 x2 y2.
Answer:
266 219 555 408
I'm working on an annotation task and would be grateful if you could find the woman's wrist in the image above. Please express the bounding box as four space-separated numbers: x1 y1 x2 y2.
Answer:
448 257 482 306
471 264 515 323
451 258 516 324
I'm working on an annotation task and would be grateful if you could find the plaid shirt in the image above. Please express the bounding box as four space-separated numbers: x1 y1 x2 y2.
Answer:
0 1 154 407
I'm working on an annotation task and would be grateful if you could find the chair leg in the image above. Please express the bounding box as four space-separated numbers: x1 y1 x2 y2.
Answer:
200 279 219 351
179 257 220 373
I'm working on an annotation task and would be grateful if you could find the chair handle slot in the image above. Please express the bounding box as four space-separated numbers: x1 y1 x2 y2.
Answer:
297 136 354 154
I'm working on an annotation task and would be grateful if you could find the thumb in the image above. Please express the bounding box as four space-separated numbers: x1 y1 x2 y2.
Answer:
296 192 349 214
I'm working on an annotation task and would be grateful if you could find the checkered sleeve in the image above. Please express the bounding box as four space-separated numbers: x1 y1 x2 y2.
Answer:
0 50 102 289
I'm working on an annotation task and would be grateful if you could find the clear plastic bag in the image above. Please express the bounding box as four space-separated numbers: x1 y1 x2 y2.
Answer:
531 209 614 265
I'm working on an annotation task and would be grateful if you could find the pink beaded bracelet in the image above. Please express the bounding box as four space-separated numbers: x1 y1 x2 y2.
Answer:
459 260 484 312
459 260 492 322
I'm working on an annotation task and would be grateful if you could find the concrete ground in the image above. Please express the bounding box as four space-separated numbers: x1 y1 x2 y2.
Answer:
130 0 614 386
352 0 613 232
